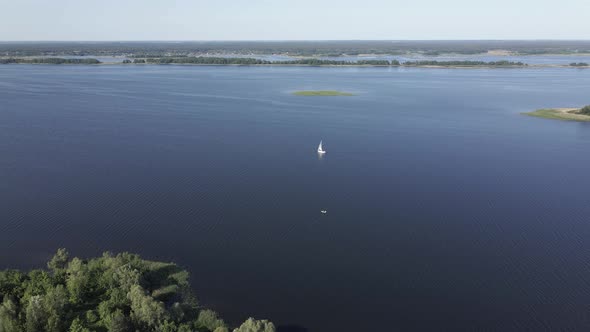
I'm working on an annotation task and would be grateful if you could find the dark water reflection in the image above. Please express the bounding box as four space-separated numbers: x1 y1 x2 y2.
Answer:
1 65 590 331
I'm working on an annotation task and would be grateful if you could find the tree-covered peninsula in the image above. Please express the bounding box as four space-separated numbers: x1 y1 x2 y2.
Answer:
0 249 275 332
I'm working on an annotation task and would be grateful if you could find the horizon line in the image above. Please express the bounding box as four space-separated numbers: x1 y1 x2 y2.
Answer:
2 39 590 43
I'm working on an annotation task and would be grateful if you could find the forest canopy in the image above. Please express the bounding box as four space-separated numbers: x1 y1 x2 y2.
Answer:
0 249 275 332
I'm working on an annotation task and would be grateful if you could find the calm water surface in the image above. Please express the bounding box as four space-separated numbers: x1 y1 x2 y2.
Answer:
1 65 590 331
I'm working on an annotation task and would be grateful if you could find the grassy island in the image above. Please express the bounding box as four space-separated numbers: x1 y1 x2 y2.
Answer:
0 58 101 64
293 90 354 96
403 60 526 67
523 106 590 122
0 249 275 332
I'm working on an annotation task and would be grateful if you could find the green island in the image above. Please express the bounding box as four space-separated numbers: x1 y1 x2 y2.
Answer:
0 249 275 332
292 90 354 96
403 60 526 67
139 57 398 66
523 105 590 122
0 58 101 65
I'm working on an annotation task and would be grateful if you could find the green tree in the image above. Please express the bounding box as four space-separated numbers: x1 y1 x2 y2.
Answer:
0 249 275 332
579 105 590 115
107 309 130 332
48 249 69 283
66 258 89 304
69 318 91 332
156 320 178 332
177 324 192 332
128 285 166 328
233 318 275 332
44 285 68 332
85 310 98 324
113 264 140 293
0 296 21 332
22 270 52 304
196 309 225 331
47 248 69 272
0 270 25 298
25 295 47 332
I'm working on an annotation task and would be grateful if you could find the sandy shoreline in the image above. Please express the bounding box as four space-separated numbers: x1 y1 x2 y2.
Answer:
523 108 590 122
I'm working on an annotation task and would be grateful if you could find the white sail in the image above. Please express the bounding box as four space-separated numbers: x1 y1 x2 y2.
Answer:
317 140 326 153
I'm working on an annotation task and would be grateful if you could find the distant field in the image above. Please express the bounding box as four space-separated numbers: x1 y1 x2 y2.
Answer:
293 90 354 96
523 108 590 122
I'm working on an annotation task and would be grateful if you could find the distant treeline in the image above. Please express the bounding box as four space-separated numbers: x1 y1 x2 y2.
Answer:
143 57 271 65
0 58 100 64
129 57 527 67
2 41 590 57
272 59 399 65
132 57 400 66
570 62 589 67
0 56 534 67
403 60 526 67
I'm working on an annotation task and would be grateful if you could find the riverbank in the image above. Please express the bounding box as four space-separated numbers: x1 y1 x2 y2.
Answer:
523 108 590 122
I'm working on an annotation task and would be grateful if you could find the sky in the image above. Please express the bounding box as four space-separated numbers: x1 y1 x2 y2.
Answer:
1 0 589 41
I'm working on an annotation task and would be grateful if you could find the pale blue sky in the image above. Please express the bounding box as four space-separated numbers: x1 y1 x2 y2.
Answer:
1 0 589 40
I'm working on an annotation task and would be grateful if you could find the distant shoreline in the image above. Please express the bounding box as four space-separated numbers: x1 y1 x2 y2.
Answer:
1 57 589 69
3 63 589 69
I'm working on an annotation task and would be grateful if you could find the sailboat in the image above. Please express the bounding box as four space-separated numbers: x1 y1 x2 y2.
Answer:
317 140 326 154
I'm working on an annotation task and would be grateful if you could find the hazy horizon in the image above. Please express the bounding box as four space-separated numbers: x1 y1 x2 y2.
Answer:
2 0 589 41
2 39 590 42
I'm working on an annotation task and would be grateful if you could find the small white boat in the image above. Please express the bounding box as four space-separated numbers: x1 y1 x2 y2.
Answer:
320 210 327 214
317 140 326 154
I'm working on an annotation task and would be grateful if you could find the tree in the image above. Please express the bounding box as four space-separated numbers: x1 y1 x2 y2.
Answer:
23 270 52 303
25 295 47 332
66 258 89 304
69 318 91 332
106 309 130 332
0 249 276 332
44 285 68 332
0 296 21 332
47 248 69 273
579 105 590 115
113 264 140 293
196 309 226 331
156 320 178 332
128 285 166 328
177 324 192 332
0 270 24 299
233 318 275 332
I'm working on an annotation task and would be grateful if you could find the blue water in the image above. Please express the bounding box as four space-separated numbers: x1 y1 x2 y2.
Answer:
1 65 590 331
